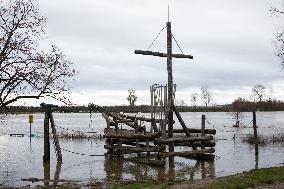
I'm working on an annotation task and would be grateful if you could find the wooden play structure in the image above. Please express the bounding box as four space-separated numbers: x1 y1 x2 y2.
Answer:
89 17 216 165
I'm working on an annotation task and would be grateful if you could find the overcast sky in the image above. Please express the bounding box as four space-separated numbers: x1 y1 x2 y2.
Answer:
36 0 284 106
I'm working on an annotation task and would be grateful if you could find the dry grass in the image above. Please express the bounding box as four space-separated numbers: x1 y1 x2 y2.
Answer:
57 132 105 140
242 133 284 145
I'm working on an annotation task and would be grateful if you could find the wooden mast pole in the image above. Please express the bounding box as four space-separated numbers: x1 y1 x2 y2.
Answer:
167 10 174 154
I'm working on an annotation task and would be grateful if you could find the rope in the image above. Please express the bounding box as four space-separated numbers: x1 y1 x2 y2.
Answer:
147 26 167 51
61 148 105 157
172 34 184 54
240 120 253 128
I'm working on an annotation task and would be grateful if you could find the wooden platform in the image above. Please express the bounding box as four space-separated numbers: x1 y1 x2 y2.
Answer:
9 133 24 137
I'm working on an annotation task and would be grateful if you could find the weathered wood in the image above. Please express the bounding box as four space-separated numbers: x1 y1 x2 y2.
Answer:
102 113 115 127
201 115 205 149
134 50 193 59
105 130 162 139
159 148 215 158
171 128 216 135
174 141 216 147
43 110 50 162
119 113 174 124
109 140 156 148
151 118 159 133
49 112 62 162
157 135 213 144
167 21 174 155
104 144 165 153
253 111 258 155
9 133 24 137
173 105 197 150
109 112 145 132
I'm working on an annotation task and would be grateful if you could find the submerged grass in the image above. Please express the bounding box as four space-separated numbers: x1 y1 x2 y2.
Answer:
110 167 284 189
57 132 104 140
242 133 284 145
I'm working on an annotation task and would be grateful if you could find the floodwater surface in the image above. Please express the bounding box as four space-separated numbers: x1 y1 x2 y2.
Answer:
0 112 284 187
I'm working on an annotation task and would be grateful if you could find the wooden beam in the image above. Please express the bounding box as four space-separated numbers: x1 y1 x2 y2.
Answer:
102 113 115 127
157 135 213 144
171 128 216 135
173 105 197 150
159 148 215 158
105 130 162 140
118 113 174 124
104 144 165 153
134 50 193 59
174 141 216 147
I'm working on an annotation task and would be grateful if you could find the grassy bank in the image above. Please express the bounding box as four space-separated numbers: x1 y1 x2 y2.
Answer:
111 167 284 189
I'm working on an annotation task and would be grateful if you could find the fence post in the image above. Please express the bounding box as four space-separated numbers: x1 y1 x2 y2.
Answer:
43 109 50 162
201 115 206 149
253 111 258 155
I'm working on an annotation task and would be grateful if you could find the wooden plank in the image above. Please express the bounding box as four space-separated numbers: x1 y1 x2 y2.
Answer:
104 144 165 152
171 128 216 135
9 134 24 137
105 130 162 139
174 141 216 147
119 113 174 124
134 50 193 59
159 148 215 158
102 113 115 127
157 135 213 144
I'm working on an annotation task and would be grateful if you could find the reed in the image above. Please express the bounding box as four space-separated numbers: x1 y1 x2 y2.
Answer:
242 133 284 145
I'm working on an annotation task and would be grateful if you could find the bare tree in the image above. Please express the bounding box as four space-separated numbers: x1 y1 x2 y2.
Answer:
190 93 198 107
200 86 212 107
0 0 76 111
252 84 266 102
270 2 284 67
127 89 137 106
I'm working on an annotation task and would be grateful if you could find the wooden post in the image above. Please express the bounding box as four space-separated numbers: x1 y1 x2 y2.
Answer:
253 112 258 155
43 109 50 162
201 115 206 149
167 21 174 155
173 105 197 150
43 159 50 186
135 120 141 157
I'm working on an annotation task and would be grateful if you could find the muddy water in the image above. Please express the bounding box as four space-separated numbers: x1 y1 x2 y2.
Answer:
0 112 284 187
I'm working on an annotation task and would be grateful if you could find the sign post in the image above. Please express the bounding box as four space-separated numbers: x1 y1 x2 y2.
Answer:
29 115 33 142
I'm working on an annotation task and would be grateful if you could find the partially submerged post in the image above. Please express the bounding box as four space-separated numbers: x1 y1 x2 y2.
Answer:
253 111 258 155
201 115 206 149
43 108 50 162
41 103 62 162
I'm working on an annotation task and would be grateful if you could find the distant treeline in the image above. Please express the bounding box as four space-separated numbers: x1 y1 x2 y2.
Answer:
3 99 284 114
232 98 284 112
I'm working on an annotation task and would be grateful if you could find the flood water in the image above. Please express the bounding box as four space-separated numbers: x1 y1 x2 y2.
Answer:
0 112 284 187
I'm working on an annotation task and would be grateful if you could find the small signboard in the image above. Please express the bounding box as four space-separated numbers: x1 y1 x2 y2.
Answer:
29 115 34 124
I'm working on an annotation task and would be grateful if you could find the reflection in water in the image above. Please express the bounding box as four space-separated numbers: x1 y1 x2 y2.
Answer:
43 159 62 187
104 156 215 181
104 156 123 181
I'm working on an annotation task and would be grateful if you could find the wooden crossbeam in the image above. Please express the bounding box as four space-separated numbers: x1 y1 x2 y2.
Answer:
134 50 193 59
